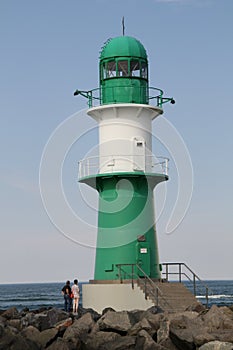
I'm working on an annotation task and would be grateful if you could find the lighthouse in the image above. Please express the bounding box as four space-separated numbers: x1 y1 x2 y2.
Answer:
75 35 174 312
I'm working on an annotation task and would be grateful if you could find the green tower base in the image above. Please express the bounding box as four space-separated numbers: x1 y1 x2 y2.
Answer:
79 172 168 281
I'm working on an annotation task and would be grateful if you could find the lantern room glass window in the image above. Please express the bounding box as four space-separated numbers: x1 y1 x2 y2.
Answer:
101 58 148 80
130 60 140 77
141 61 148 79
102 63 107 79
107 61 117 77
118 60 128 77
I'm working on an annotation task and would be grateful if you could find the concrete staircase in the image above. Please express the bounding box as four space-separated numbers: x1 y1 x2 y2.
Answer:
138 280 198 312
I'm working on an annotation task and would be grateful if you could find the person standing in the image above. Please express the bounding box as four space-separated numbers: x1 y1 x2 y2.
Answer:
71 279 80 314
61 280 72 312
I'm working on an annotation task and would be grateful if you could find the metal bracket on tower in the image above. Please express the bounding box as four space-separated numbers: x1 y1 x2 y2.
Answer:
74 89 99 108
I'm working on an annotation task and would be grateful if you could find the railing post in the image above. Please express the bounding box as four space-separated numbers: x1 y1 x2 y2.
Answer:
132 264 134 289
144 278 147 299
78 161 81 179
206 287 209 309
166 264 168 281
155 287 158 307
88 91 92 108
87 158 90 177
118 265 122 284
165 158 168 176
193 274 196 296
179 263 182 283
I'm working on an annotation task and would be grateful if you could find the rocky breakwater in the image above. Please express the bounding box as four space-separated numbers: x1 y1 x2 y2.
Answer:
0 304 233 350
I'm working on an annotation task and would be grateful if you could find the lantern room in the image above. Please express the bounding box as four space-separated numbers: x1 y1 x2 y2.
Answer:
99 36 149 104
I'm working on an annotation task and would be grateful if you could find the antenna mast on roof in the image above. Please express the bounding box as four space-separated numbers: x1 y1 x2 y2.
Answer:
122 16 125 36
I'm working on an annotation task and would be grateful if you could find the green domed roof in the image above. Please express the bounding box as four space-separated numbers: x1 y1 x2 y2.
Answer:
100 36 147 60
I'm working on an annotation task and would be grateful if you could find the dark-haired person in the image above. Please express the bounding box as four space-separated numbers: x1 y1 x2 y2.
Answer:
61 280 72 312
71 279 80 314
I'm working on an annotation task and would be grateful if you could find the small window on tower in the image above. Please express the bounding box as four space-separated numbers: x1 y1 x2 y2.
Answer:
136 141 143 147
118 60 128 77
130 60 140 77
107 61 117 78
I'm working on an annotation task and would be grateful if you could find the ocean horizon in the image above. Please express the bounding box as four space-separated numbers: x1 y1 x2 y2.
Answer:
0 280 232 311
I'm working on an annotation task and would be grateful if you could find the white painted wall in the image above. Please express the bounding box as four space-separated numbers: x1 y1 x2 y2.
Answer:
87 104 162 174
82 283 154 314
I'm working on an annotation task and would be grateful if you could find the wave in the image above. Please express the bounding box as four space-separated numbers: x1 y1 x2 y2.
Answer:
197 294 233 299
0 297 57 302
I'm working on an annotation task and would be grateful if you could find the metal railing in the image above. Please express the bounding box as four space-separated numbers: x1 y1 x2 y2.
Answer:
74 86 175 108
78 155 169 179
161 262 211 308
115 263 173 310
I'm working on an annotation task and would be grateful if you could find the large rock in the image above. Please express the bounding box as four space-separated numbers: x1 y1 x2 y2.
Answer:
82 331 121 350
128 317 153 336
156 319 179 349
199 340 233 350
20 308 68 331
63 312 95 343
211 330 233 343
167 311 199 321
39 328 59 348
126 309 146 324
169 314 204 350
144 312 164 333
136 329 163 349
193 331 216 347
54 317 73 332
169 307 233 349
0 325 40 350
79 307 101 322
202 305 233 331
157 320 169 343
97 310 132 334
7 318 22 331
21 325 42 346
21 311 36 328
0 325 18 349
99 335 136 350
6 334 40 350
47 338 77 350
219 306 233 321
185 301 206 313
33 308 69 331
159 337 180 350
1 307 19 320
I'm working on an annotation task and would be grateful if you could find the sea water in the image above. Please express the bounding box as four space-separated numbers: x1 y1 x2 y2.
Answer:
0 282 86 311
0 280 232 311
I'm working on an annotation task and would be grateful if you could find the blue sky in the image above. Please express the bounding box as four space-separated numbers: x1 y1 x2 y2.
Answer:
1 0 233 283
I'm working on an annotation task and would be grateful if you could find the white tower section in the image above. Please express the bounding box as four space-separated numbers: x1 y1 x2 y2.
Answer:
87 103 163 174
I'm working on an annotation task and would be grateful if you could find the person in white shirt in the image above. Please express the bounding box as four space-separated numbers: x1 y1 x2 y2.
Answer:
71 279 80 314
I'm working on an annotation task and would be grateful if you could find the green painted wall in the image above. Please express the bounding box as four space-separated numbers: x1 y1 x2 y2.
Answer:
93 173 165 280
101 78 148 105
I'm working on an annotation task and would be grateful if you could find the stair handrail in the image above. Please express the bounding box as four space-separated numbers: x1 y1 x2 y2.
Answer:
161 262 211 308
115 263 174 311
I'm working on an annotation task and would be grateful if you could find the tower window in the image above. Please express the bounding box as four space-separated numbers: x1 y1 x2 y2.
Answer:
118 60 128 77
130 60 140 77
141 61 148 79
101 58 148 81
107 61 117 77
